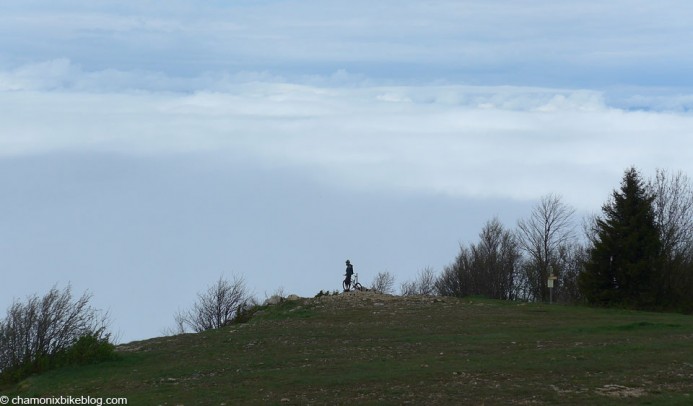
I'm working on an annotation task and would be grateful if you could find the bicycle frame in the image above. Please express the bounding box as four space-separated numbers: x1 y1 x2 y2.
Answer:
343 273 364 292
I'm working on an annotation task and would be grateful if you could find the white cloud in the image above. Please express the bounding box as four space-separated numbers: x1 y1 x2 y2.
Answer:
0 59 76 91
2 67 692 211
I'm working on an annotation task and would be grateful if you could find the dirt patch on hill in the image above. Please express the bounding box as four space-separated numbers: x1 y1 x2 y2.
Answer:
309 290 458 311
595 384 647 398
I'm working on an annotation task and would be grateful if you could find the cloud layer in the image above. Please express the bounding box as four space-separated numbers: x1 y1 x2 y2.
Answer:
2 1 693 86
2 62 692 210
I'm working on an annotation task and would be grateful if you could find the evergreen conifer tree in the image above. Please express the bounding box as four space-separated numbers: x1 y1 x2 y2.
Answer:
579 167 663 308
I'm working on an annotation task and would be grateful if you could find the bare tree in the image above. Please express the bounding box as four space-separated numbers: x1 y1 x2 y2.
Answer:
416 267 438 296
648 169 693 306
400 267 437 296
174 275 251 333
435 252 466 298
436 218 520 300
649 169 693 262
0 285 111 378
371 271 396 294
581 212 601 247
399 280 418 297
476 218 521 299
516 194 576 302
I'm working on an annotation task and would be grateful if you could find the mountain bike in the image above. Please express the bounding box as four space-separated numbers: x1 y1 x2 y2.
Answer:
343 273 364 292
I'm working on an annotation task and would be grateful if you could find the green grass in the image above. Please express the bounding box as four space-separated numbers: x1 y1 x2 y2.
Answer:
3 294 693 405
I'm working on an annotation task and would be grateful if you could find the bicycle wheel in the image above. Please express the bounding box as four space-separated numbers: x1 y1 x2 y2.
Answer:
343 280 351 291
353 282 364 291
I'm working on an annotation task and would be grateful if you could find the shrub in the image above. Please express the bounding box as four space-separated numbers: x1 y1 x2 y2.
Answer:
173 275 252 333
0 285 112 384
400 267 438 296
59 334 118 366
371 272 396 294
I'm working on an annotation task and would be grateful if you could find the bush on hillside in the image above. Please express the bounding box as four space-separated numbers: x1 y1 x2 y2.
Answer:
173 275 253 333
371 272 396 294
0 285 114 384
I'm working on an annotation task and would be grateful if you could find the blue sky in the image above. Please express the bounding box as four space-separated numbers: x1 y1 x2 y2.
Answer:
2 1 693 342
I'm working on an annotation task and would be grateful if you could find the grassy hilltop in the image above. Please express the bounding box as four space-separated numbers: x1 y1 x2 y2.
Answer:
5 292 693 405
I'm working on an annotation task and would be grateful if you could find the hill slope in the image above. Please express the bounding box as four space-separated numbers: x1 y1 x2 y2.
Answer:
5 292 693 405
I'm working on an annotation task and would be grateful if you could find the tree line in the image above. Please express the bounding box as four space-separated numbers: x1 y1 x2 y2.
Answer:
410 167 693 311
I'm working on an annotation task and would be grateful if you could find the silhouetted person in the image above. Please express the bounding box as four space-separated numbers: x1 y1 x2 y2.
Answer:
344 259 354 291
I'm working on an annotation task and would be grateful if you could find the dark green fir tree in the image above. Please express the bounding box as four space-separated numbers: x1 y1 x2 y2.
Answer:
579 167 663 308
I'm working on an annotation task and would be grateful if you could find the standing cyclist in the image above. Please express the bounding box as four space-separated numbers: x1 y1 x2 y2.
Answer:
344 260 354 291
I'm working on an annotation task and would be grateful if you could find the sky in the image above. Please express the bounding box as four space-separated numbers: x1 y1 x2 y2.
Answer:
2 0 693 343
